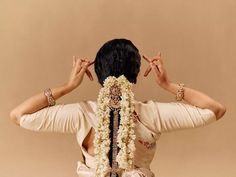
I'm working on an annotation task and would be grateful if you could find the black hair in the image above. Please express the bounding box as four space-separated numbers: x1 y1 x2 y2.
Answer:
94 39 141 172
94 38 141 85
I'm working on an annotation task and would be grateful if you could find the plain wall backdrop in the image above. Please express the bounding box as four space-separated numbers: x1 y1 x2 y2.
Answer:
1 0 235 177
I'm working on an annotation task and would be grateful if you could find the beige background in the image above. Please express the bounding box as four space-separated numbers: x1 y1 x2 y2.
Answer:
1 0 235 177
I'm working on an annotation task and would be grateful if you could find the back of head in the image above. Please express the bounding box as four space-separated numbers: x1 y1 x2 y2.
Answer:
94 38 141 85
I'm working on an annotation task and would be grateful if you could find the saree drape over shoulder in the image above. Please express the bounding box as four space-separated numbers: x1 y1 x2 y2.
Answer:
19 100 217 177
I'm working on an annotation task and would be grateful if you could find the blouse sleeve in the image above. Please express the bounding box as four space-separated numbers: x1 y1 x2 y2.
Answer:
19 103 85 133
137 100 216 133
150 101 217 133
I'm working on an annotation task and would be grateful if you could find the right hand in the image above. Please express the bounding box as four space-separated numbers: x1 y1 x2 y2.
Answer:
142 52 170 88
66 56 94 90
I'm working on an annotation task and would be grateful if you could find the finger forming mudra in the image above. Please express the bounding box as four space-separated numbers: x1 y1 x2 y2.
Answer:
142 52 169 87
73 56 95 81
142 53 162 77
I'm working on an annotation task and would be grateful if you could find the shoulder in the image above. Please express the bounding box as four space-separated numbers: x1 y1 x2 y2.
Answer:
134 99 155 106
77 100 97 110
76 99 156 116
133 100 161 134
133 100 157 115
76 99 158 115
76 100 98 128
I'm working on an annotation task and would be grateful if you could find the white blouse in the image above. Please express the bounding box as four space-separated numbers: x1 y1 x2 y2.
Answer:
19 100 217 176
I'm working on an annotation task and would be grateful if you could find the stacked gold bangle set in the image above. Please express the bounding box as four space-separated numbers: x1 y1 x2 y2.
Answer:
175 83 185 101
44 88 56 106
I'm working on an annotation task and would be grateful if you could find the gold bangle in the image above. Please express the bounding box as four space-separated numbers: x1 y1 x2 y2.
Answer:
175 83 185 101
44 88 56 106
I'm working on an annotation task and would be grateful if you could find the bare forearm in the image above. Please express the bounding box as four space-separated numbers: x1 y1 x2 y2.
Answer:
161 81 226 120
10 82 73 123
141 53 226 120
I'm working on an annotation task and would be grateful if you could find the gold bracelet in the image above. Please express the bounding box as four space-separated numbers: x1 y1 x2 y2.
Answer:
175 83 185 101
44 88 56 106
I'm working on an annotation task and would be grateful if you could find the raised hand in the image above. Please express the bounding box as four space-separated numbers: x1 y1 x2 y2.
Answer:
67 56 95 90
142 52 170 88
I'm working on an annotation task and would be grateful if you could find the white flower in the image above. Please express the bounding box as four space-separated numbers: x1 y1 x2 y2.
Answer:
93 75 136 177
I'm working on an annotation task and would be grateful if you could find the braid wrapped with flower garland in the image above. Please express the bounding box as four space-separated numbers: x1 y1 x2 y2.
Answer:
93 75 136 177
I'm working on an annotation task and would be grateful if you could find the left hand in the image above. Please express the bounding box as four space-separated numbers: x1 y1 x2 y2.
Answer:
66 56 94 90
142 52 170 88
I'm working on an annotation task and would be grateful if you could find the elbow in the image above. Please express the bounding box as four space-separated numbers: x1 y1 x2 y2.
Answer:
9 110 21 125
215 103 226 120
9 110 16 122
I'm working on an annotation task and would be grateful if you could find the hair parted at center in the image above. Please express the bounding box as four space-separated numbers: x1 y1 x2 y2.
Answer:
94 38 141 85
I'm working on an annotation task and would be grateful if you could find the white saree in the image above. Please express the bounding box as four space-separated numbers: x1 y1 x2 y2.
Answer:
19 100 217 176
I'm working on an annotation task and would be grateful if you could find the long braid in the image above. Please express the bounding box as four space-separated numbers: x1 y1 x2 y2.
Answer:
94 75 136 177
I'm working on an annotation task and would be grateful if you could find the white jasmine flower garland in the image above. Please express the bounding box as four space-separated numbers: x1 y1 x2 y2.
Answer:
93 75 136 177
